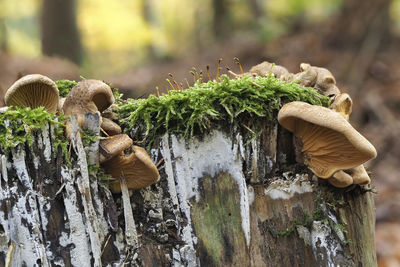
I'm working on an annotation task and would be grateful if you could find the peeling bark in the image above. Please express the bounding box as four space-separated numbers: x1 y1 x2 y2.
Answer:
0 116 377 266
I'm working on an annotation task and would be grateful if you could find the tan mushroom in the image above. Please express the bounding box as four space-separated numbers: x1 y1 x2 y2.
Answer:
57 97 66 114
330 93 353 121
278 101 377 179
328 171 353 188
99 134 132 164
293 63 340 98
328 94 372 186
249 61 291 81
5 74 59 113
348 165 371 185
62 80 114 139
99 134 159 193
101 117 122 136
62 79 114 116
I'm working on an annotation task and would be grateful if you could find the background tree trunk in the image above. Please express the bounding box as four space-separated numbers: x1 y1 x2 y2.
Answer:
0 113 377 266
41 0 82 65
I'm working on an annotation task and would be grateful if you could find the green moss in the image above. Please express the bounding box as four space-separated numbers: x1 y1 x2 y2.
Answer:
0 107 69 161
56 80 77 97
81 128 101 146
278 220 302 236
118 75 329 145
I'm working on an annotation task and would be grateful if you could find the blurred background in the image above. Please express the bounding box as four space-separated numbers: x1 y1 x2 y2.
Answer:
0 0 399 265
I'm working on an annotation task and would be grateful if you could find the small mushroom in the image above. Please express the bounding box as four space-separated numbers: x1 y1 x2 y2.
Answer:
330 93 353 121
5 74 59 113
99 134 132 164
346 165 371 185
328 170 353 188
101 117 122 136
99 134 159 193
62 79 114 116
293 63 340 98
278 101 377 179
249 61 291 81
62 80 115 139
57 97 66 114
293 63 318 87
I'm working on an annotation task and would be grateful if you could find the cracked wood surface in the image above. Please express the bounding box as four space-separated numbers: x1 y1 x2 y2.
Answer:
0 116 377 266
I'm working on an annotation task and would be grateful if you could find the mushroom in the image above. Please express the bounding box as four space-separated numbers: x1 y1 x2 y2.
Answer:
292 63 318 87
4 74 59 113
62 79 114 116
330 93 353 121
99 134 159 193
99 134 132 164
348 164 371 185
58 97 66 114
62 79 115 139
328 93 372 185
101 117 122 136
293 63 340 98
328 170 353 188
278 101 377 179
249 61 292 81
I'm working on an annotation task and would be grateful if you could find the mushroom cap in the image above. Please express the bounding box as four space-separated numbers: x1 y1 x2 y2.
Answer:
278 101 377 178
62 79 114 116
348 165 371 185
293 63 318 87
58 97 66 113
99 134 133 164
5 74 59 113
328 171 353 188
330 93 353 120
102 145 159 193
249 61 290 80
101 117 122 136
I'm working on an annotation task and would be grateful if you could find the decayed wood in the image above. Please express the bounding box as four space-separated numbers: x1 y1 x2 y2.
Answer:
0 115 377 266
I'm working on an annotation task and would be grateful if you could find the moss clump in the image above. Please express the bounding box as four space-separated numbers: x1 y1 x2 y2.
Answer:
56 80 77 97
118 74 329 144
0 107 69 160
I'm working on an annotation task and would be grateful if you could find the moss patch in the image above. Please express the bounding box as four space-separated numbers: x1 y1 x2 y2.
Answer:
118 75 329 145
0 107 69 160
56 80 78 97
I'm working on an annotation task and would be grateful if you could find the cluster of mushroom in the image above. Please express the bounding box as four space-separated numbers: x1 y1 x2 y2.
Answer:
249 62 377 188
3 74 159 193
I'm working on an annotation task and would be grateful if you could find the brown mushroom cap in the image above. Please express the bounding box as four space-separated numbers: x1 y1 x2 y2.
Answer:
328 171 353 188
330 93 353 121
5 74 59 113
102 145 159 193
293 63 340 98
293 63 318 87
62 79 114 116
278 101 377 178
347 165 371 185
249 61 291 81
101 117 122 136
99 134 133 164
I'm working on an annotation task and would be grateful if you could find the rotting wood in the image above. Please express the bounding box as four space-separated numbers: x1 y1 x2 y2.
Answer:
0 114 377 266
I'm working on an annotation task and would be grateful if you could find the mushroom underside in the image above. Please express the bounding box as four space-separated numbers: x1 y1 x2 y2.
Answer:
6 84 59 112
102 151 159 193
293 119 374 178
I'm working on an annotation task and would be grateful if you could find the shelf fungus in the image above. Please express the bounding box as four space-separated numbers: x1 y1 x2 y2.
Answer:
99 134 159 193
277 101 377 187
5 74 59 113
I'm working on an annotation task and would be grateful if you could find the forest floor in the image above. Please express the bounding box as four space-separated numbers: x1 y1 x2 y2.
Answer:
0 28 399 266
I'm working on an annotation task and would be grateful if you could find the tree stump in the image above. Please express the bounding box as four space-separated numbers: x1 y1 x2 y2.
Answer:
0 112 377 266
